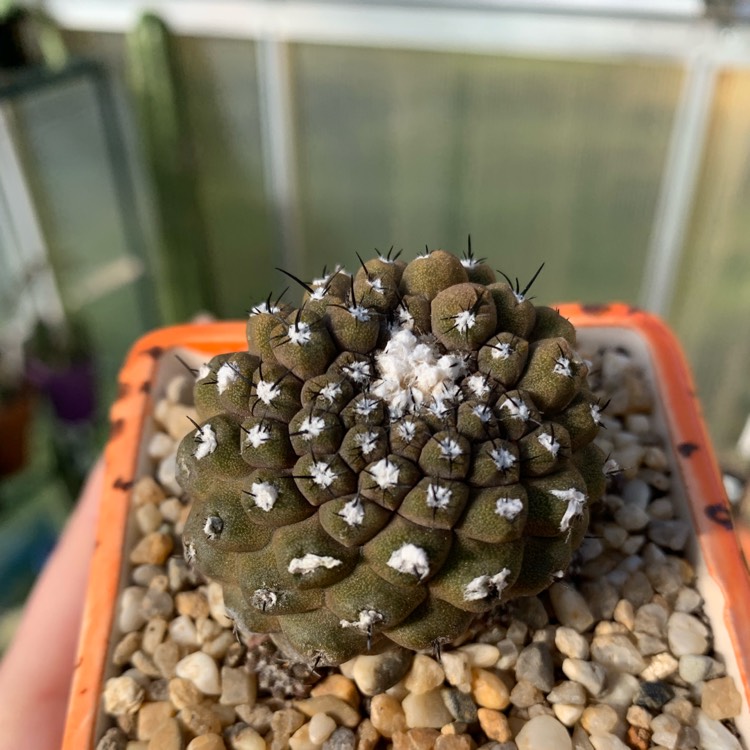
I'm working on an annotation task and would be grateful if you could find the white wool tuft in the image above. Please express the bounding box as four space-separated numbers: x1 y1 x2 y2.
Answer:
250 301 279 316
490 446 517 471
426 484 452 509
288 321 312 345
368 277 385 294
537 432 561 457
288 554 342 575
300 415 326 439
340 609 384 632
463 568 512 601
310 461 337 488
472 404 492 422
466 373 491 398
550 487 587 532
343 361 371 383
438 437 464 460
337 496 365 527
198 363 211 380
397 421 417 442
495 496 524 520
491 342 513 360
251 588 278 610
590 403 603 425
348 304 372 322
355 397 379 416
397 306 415 330
460 257 478 269
216 362 239 394
387 543 430 580
499 397 531 422
318 382 342 404
245 424 271 448
251 481 278 511
256 380 281 405
354 430 379 456
369 458 400 490
194 424 218 459
453 310 477 334
553 356 572 377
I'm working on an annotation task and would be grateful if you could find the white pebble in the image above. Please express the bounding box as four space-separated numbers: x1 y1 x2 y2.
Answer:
674 586 703 613
169 614 199 647
102 675 145 716
308 712 337 744
553 703 584 726
148 431 175 460
554 627 589 660
157 452 182 496
459 643 501 668
440 650 472 690
667 612 709 656
401 688 454 728
561 658 606 697
679 654 713 683
516 715 572 750
590 633 645 674
549 584 595 633
495 638 519 670
696 710 743 750
589 734 630 750
118 587 147 633
175 651 222 695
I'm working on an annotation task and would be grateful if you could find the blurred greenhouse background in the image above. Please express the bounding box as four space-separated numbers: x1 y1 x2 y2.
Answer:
1 0 750 633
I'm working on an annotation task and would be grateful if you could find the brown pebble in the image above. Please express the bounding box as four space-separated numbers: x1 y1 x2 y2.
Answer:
236 703 273 733
471 669 510 711
178 705 222 736
147 717 183 750
130 532 174 566
477 708 512 742
392 727 441 749
434 734 474 750
369 693 407 738
132 650 163 679
132 476 167 507
294 695 361 728
270 708 306 749
311 673 361 708
113 632 142 666
176 591 210 620
186 735 226 750
701 676 743 720
626 724 651 750
95 727 128 750
142 618 169 654
138 702 177 741
356 718 380 750
154 640 181 680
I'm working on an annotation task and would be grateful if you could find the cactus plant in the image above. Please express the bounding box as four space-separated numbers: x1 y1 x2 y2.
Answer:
176 246 606 666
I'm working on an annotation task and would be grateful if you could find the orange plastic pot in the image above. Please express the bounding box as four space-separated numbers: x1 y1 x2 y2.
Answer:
62 305 750 749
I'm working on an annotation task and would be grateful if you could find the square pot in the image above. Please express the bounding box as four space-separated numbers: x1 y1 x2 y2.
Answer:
62 305 750 748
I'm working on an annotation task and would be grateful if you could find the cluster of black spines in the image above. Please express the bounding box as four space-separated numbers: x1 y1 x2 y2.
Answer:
176 244 607 666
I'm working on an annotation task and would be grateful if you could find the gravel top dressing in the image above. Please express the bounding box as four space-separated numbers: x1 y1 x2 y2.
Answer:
95 341 745 750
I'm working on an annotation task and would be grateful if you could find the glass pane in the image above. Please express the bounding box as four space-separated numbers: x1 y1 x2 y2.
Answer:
291 45 683 303
670 70 750 460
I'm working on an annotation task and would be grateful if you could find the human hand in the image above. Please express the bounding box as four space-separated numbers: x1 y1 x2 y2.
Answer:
0 459 103 749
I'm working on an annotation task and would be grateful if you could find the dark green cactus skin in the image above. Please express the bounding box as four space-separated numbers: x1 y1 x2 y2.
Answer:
177 250 606 666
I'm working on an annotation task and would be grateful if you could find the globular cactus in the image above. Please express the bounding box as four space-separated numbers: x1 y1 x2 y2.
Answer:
177 246 606 666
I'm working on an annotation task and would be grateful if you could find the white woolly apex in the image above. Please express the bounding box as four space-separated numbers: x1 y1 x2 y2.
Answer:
309 286 327 301
461 257 479 268
355 397 379 416
311 461 337 488
552 569 566 579
340 609 384 632
288 554 343 575
347 304 372 322
426 484 452 510
453 310 477 334
312 265 345 288
397 420 417 442
538 432 561 457
288 321 312 345
319 382 342 404
491 342 513 360
550 487 587 532
490 446 517 471
198 363 211 380
369 458 400 490
467 373 491 399
337 496 365 527
367 277 385 294
371 329 466 419
553 356 573 378
513 290 525 303
251 588 278 610
396 305 415 330
354 430 379 456
343 360 371 383
500 397 531 422
245 423 271 448
250 301 279 316
463 568 512 601
495 496 524 520
256 380 281 405
415 251 431 260
428 398 451 420
251 481 278 511
216 362 239 395
300 415 326 440
387 543 430 580
203 516 223 540
590 403 603 425
438 436 464 460
473 404 492 423
194 424 218 460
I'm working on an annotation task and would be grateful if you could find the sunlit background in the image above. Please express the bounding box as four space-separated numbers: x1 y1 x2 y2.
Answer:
1 0 750 643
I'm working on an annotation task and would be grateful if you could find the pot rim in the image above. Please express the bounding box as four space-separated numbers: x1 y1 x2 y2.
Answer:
61 305 750 749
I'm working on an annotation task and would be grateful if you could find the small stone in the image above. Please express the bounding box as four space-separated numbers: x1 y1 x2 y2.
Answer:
114 632 143 666
141 588 175 620
621 572 654 609
322 726 357 750
175 652 221 695
663 696 695 725
352 648 413 696
505 620 529 647
561 659 606 697
311 674 360 708
294 695 361 728
515 715 571 750
667 612 709 656
178 704 222 736
477 708 512 742
204 582 232 628
674 586 702 613
307 713 337 745
650 713 681 749
434 735 474 750
554 627 589 660
648 519 690 551
119 587 148 633
633 602 668 638
392 728 441 750
133 564 164 587
495 639 520 671
547 681 586 706
153 640 180 680
186 735 225 750
228 725 266 750
176 591 210 619
440 651 472 690
696 710 742 750
130 532 174 566
580 580 619 621
157 452 182 497
202 630 235 661
701 676 743 720
132 650 162 679
553 703 585 727
614 504 650 533
549 584 595 633
471 668 510 710
271 709 306 749
598 672 639 709
677 654 712 683
169 615 199 647
626 705 652 729
141 618 168 654
132 476 166 507
147 718 183 750
640 652 678 682
580 704 618 736
621 478 651 508
590 633 645 674
220 666 256 707
168 678 203 710
441 688 478 723
648 561 683 598
160 497 184 524
402 689 455 729
588 734 629 750
96 727 128 750
136 503 164 535
515 643 554 692
236 703 273 733
355 718 380 750
104 675 145 716
459 643 502 668
147 432 175 461
507 596 549 630
404 654 446 694
612 600 634 630
509 680 543 709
